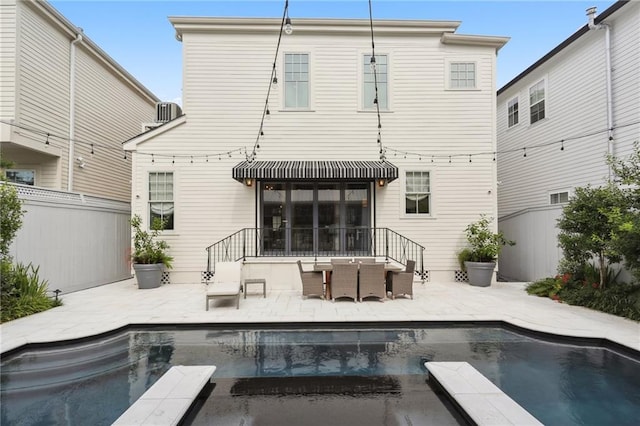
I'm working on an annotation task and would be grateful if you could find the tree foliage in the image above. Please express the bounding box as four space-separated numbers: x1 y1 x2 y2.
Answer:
0 180 25 259
558 143 640 287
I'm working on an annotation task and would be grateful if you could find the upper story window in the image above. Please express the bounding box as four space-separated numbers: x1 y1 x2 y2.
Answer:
405 171 431 215
529 80 546 124
450 62 476 89
149 172 174 230
363 54 388 110
5 169 35 186
284 53 309 109
508 97 519 127
550 191 569 205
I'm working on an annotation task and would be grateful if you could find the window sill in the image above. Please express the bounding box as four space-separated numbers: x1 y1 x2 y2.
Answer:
401 214 437 220
357 109 394 114
278 109 316 113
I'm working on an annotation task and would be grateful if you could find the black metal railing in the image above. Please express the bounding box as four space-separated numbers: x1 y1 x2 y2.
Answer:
205 227 425 279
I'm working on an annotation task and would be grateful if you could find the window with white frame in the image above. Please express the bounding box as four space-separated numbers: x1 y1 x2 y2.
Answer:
149 172 174 230
450 62 476 89
529 80 545 124
550 191 569 205
508 97 519 127
5 169 35 185
405 171 431 215
363 54 387 109
284 53 309 109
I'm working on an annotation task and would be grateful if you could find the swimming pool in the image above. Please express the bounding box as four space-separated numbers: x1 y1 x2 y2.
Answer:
1 322 639 425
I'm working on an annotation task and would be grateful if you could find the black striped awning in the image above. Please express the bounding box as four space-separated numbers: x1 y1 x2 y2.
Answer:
232 160 398 182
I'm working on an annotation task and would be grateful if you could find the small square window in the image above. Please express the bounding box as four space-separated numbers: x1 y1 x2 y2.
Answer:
450 62 476 89
550 191 569 205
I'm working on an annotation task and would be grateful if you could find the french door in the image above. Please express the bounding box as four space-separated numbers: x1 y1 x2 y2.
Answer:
261 182 371 256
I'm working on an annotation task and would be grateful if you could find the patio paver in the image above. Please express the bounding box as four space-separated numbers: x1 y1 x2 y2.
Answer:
1 279 638 354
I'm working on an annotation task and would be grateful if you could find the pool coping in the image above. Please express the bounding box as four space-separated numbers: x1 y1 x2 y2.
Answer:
426 361 543 426
2 320 639 361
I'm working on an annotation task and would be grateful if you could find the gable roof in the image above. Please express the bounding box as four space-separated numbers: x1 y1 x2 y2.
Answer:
497 0 628 95
122 115 187 150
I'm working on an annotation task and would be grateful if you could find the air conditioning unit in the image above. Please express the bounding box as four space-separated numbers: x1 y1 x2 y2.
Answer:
155 102 182 123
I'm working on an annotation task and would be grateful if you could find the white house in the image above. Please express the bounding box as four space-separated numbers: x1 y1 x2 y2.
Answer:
496 0 639 282
0 0 160 202
123 16 508 286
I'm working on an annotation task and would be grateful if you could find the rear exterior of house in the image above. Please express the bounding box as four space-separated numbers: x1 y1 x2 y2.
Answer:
123 17 508 285
0 0 159 202
496 1 640 282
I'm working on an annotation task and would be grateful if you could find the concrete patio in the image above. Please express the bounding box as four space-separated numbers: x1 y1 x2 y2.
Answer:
1 278 638 354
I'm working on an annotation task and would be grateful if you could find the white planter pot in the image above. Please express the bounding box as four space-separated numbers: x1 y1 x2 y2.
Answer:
133 263 163 289
464 261 496 287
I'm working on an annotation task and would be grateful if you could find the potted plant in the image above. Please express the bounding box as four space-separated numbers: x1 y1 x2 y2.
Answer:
458 215 514 287
130 214 173 289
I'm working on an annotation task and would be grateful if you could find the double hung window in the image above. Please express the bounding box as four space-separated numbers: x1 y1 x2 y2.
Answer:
284 53 309 109
363 54 388 109
405 171 431 215
529 80 546 124
508 97 519 127
149 172 174 230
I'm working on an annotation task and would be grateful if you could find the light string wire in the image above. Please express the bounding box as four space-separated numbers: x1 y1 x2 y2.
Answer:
247 0 289 163
383 120 640 162
368 0 385 162
3 118 639 164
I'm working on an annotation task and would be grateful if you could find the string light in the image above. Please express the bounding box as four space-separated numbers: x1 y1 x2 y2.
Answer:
45 133 50 145
90 144 94 155
247 0 290 163
561 140 565 151
368 0 385 162
152 154 155 164
190 156 193 163
172 156 175 164
523 147 527 158
123 151 127 160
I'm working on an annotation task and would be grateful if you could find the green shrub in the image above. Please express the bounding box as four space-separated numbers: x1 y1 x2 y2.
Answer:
526 276 564 298
0 260 61 323
560 283 640 321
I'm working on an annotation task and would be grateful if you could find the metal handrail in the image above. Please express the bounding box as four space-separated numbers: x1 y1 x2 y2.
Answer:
205 227 425 279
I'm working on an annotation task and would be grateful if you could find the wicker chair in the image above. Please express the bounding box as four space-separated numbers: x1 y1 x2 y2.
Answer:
330 261 359 302
389 260 415 299
358 263 386 302
297 260 324 299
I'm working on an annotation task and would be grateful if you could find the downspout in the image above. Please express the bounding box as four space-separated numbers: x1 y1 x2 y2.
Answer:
67 29 83 191
586 7 613 180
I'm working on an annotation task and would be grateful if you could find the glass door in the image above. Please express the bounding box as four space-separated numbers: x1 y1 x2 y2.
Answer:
261 183 286 255
290 183 314 255
261 182 371 256
317 183 341 255
345 183 371 254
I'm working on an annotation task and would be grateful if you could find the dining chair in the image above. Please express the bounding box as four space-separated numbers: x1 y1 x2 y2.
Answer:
388 260 416 299
358 262 386 301
330 262 358 302
297 260 325 299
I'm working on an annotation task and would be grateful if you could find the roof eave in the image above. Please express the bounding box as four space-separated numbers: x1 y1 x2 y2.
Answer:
122 115 187 150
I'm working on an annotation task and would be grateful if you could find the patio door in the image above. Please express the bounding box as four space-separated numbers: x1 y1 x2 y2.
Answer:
260 182 371 256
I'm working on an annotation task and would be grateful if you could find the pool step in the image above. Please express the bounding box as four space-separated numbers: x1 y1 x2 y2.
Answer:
113 365 216 426
425 362 543 426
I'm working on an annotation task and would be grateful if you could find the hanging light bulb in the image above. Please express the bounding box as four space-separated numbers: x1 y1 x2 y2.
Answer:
284 17 293 35
370 55 376 72
266 106 271 119
260 130 265 140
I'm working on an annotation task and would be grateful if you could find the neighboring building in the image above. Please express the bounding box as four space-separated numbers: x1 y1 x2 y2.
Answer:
124 17 508 285
497 1 639 281
0 0 160 202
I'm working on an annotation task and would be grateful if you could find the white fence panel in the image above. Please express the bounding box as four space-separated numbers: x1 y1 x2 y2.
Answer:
498 206 564 282
8 184 132 294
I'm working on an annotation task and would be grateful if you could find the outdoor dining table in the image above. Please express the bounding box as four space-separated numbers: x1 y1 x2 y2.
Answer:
313 261 403 299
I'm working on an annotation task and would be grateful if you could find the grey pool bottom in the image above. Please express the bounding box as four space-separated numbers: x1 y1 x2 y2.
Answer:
1 324 639 426
190 375 463 426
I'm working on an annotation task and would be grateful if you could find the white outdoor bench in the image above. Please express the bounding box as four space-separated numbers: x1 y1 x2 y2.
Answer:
205 262 242 310
112 365 216 426
425 362 543 426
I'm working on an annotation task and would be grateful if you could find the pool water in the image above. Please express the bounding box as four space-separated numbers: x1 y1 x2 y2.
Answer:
1 325 639 425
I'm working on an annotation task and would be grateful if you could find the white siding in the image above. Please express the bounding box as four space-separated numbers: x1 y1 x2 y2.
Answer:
0 0 16 123
72 47 155 201
130 22 503 283
3 1 157 200
497 2 640 281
